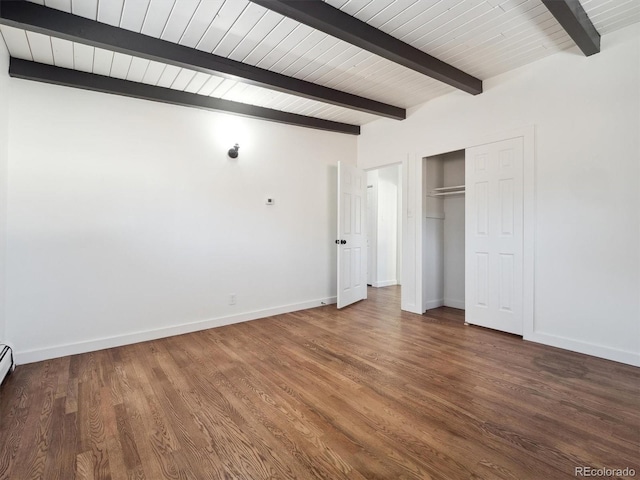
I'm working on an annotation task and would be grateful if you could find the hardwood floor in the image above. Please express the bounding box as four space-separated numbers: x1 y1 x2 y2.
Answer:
1 286 638 479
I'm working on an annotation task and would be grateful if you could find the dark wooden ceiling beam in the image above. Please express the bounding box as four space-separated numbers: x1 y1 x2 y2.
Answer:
248 0 482 95
541 0 600 56
9 58 360 135
0 0 404 120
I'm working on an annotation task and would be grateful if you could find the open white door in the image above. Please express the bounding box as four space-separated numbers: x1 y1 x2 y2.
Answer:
465 138 524 335
337 161 367 309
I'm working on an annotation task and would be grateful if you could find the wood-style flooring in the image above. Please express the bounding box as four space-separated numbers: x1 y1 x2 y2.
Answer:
1 286 639 479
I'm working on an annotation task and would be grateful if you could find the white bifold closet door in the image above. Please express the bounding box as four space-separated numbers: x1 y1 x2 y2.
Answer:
465 138 524 335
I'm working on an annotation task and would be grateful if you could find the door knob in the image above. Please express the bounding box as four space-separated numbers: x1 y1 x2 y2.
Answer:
335 240 340 244
341 240 347 245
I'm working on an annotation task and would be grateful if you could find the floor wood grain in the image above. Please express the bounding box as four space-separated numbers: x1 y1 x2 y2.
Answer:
1 286 638 479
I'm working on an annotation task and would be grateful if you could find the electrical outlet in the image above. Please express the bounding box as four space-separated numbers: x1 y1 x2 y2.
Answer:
229 294 236 305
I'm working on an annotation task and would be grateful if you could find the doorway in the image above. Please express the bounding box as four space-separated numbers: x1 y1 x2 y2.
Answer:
366 164 402 290
423 150 465 311
415 135 528 335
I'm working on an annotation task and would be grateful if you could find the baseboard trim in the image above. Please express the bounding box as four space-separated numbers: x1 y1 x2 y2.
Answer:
15 296 337 365
425 299 444 310
372 280 398 288
443 299 465 310
525 331 640 367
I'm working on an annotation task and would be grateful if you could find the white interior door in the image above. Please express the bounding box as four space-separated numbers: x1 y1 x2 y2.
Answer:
337 161 367 309
465 138 524 334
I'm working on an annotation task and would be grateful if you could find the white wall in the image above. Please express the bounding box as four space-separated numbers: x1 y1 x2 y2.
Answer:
423 156 444 309
443 153 465 309
0 40 9 343
359 24 640 366
6 79 356 363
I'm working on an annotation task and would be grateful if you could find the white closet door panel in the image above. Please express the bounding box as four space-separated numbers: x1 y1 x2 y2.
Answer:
1 26 33 60
466 137 524 335
26 31 53 64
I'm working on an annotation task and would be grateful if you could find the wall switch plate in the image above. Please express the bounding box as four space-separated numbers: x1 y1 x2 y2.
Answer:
229 294 236 305
266 198 274 205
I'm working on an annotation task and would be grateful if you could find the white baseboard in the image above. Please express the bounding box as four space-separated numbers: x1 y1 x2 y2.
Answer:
524 331 640 367
424 299 444 310
15 296 337 365
372 280 398 288
443 298 465 310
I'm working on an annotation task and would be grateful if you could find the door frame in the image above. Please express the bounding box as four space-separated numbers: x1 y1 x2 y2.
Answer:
402 125 535 338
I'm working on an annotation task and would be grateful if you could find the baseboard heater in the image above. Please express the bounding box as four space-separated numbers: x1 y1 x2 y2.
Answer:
0 345 15 387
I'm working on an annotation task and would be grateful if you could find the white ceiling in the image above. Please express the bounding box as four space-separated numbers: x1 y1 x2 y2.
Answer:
1 0 639 126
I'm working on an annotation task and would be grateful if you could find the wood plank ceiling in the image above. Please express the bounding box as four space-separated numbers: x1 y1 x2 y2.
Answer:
1 0 639 131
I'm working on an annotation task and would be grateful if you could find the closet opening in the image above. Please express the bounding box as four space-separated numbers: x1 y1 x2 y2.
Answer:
366 164 402 295
423 150 465 314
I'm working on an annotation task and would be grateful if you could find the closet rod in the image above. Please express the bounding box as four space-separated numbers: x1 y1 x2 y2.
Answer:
431 191 465 197
432 184 465 192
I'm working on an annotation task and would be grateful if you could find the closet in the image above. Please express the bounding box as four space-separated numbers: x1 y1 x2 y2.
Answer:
423 150 465 310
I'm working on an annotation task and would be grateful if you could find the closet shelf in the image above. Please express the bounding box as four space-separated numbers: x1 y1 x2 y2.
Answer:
430 184 465 197
432 185 465 192
432 191 465 197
